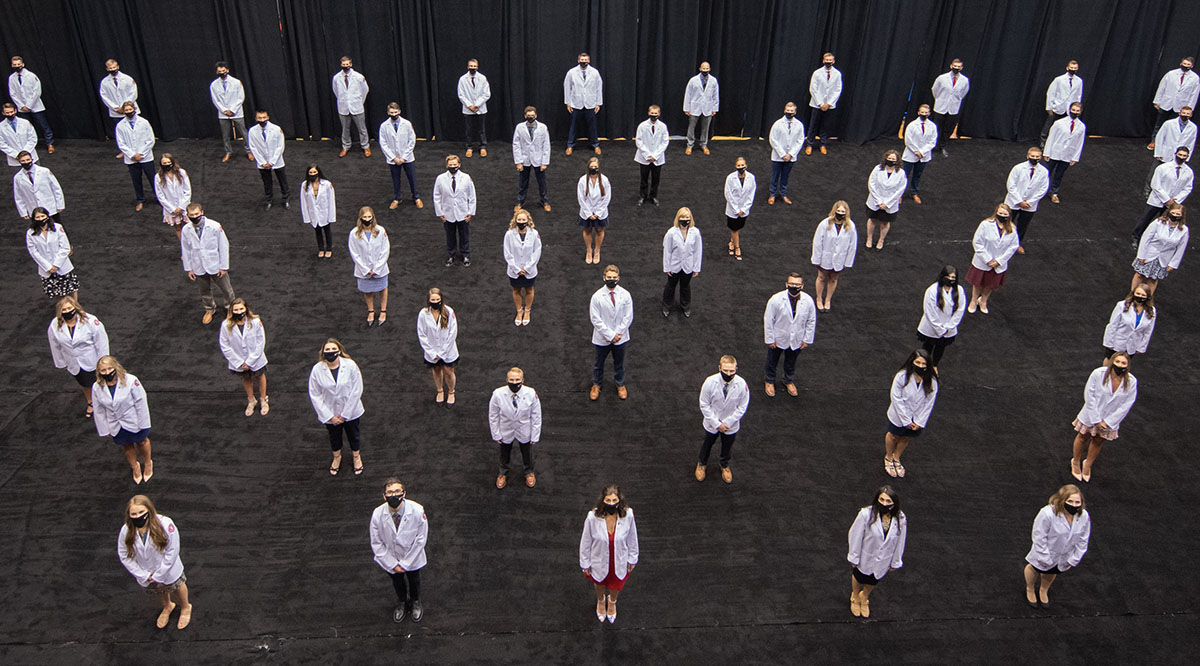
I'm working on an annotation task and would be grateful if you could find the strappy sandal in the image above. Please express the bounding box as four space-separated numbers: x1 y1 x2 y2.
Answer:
521 307 531 326
735 246 742 261
330 453 342 476
85 402 93 419
245 398 257 417
884 457 897 477
728 240 734 255
435 389 445 404
260 396 270 415
156 601 176 629
353 453 364 476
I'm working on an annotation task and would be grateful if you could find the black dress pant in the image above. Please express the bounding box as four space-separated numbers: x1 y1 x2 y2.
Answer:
639 163 662 199
498 441 534 475
1015 209 1036 243
698 430 737 467
931 112 958 149
326 417 360 451
663 271 692 309
390 569 421 604
259 167 289 201
464 114 486 149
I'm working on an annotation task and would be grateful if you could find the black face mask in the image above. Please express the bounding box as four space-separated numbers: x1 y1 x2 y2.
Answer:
701 71 710 78
189 216 203 225
678 219 690 227
824 62 833 69
940 278 957 288
447 166 459 174
1067 70 1077 77
1177 156 1188 164
516 222 528 230
389 113 400 120
1133 296 1148 304
876 502 894 515
886 160 898 167
787 286 802 296
996 214 1010 222
834 212 846 220
1068 112 1080 119
62 310 77 321
951 67 962 73
20 162 32 171
219 72 228 79
526 116 536 124
130 514 149 528
323 351 339 362
258 120 268 128
1029 157 1040 165
341 65 351 72
232 312 246 321
603 503 618 514
100 372 117 383
720 372 736 383
604 279 618 289
649 116 658 123
578 62 589 69
1112 365 1128 376
3 115 15 122
736 167 746 174
919 114 930 120
508 382 522 393
13 66 23 73
1064 503 1081 515
386 494 404 508
589 166 599 174
307 173 319 181
109 70 120 77
33 217 48 229
161 163 172 170
468 68 478 74
428 301 442 310
785 112 795 119
124 112 135 119
1182 66 1192 73
1169 215 1183 223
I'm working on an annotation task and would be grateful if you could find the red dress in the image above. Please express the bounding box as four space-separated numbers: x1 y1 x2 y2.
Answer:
591 530 627 590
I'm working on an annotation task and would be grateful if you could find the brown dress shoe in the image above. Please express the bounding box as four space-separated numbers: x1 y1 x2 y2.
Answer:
720 466 733 483
1050 194 1060 204
785 383 798 396
514 204 523 212
363 148 372 157
565 147 573 156
589 384 601 401
465 148 473 157
543 203 552 212
805 145 812 155
764 382 775 397
594 146 602 155
768 196 776 205
685 146 693 155
480 148 487 157
702 146 710 155
782 196 793 205
694 464 706 481
202 311 214 324
221 153 232 163
415 199 424 209
338 149 348 158
617 386 628 400
913 194 923 204
47 144 55 154
247 152 256 161
820 145 827 155
1017 246 1025 254
525 472 536 488
389 200 400 210
496 474 507 489
134 202 144 212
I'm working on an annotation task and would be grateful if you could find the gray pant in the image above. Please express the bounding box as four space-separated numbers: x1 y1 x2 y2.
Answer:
195 272 236 313
340 113 369 150
219 117 249 155
686 114 712 148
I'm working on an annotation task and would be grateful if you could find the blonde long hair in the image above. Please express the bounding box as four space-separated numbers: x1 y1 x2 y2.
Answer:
1049 485 1085 518
54 296 89 330
95 355 128 387
991 203 1014 235
508 208 535 230
672 207 695 230
426 288 449 328
825 200 851 230
353 206 379 239
224 298 259 332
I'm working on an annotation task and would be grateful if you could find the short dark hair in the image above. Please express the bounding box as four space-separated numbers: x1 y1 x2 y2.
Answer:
1067 59 1079 67
1177 146 1191 154
387 102 400 111
383 476 403 491
1 102 14 111
255 109 269 116
787 272 803 280
17 150 31 159
578 52 590 59
524 105 536 115
215 61 229 69
1184 56 1195 65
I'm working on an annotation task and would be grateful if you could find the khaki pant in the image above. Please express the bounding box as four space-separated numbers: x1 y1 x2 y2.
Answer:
195 272 236 313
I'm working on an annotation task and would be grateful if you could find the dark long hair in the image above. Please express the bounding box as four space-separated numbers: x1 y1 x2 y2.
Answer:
936 264 959 311
592 484 628 519
303 162 326 191
868 485 902 523
899 349 937 395
28 207 55 233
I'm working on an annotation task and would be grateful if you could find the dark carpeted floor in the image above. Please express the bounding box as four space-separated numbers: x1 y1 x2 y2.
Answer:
0 131 1197 665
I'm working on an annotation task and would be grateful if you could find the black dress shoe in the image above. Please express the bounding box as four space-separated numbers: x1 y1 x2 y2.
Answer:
444 257 454 267
393 605 407 623
662 306 670 318
682 309 691 318
652 197 660 206
410 600 423 622
264 201 272 210
463 257 471 267
638 198 646 206
283 201 290 209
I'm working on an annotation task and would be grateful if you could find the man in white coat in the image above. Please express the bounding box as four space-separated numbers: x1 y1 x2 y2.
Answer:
380 102 422 209
768 102 804 205
696 355 750 484
1152 105 1195 163
901 104 937 204
634 105 668 206
99 59 138 139
13 150 63 220
0 102 37 166
432 154 476 266
247 110 289 209
683 62 718 155
333 56 370 158
1040 60 1082 147
181 203 235 324
564 53 603 155
210 61 250 163
763 272 816 397
370 477 428 624
1043 101 1085 203
589 264 632 401
457 59 490 157
1005 146 1050 252
488 367 543 489
115 101 156 211
1132 146 1193 246
513 105 551 212
1149 56 1199 149
9 56 53 153
930 58 968 157
806 53 842 155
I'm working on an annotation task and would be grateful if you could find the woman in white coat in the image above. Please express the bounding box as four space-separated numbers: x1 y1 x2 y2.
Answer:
48 296 109 419
348 206 389 326
308 338 365 476
847 485 907 618
300 163 336 258
916 265 966 369
966 203 1020 313
1102 286 1155 362
724 156 755 260
884 349 938 478
417 288 460 406
864 150 908 251
504 208 542 326
579 484 639 624
218 298 268 416
1024 485 1090 607
118 495 192 629
662 206 702 318
811 200 857 312
1132 204 1188 296
1071 352 1137 482
578 157 611 264
26 207 78 300
152 154 191 239
92 355 154 483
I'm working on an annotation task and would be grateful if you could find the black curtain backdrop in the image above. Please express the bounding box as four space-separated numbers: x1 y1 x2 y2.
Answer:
2 0 1199 144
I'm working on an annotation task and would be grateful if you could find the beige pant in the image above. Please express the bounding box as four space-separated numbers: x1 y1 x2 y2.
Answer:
195 272 236 313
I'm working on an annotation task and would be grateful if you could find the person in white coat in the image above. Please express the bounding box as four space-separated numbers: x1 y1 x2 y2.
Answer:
763 272 816 397
768 102 805 204
1005 146 1050 253
348 206 389 325
118 495 192 629
309 338 365 476
458 59 490 157
25 209 78 299
13 151 63 220
115 101 156 211
662 207 701 318
1071 354 1137 483
432 154 476 266
180 203 235 325
811 200 857 312
564 53 603 154
48 296 109 419
333 56 370 157
488 367 543 489
579 485 639 623
247 110 289 209
8 56 53 151
634 105 668 206
380 102 422 209
1043 102 1085 203
864 150 908 250
1040 60 1082 146
1151 105 1195 163
847 486 907 618
1102 286 1155 362
724 157 755 260
966 204 1020 314
1132 146 1193 245
683 62 719 155
590 265 633 401
916 265 966 368
696 355 749 484
1132 204 1188 295
153 154 191 238
504 208 542 326
807 53 842 154
513 106 551 212
578 157 611 264
300 164 336 258
930 59 968 157
1024 485 1091 606
219 298 268 417
370 478 428 623
884 349 938 478
93 355 153 483
0 102 37 165
1149 56 1199 148
417 288 459 406
901 105 937 203
99 59 138 137
210 62 249 162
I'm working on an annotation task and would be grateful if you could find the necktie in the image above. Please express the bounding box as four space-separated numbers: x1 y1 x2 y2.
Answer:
1069 76 1073 88
344 72 349 86
451 175 456 192
722 383 729 397
787 119 792 129
393 120 399 133
1182 73 1186 85
921 121 925 134
222 79 227 92
262 127 267 141
610 291 616 307
512 394 518 408
1030 167 1035 179
128 118 134 130
392 512 401 529
1070 119 1075 132
17 72 22 85
471 76 475 89
952 73 957 86
582 70 587 81
28 170 34 184
652 125 655 134
1177 166 1181 177
826 70 830 81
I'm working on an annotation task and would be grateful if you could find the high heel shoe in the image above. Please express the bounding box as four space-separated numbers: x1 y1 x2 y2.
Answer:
1070 458 1082 481
366 309 376 327
596 599 606 622
1081 459 1092 483
606 599 617 623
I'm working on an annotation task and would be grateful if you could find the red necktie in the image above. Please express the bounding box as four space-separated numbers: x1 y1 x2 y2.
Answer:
952 73 957 86
344 72 349 86
610 292 616 307
1182 73 1186 85
1070 119 1075 132
921 121 925 134
1030 167 1035 178
826 70 830 81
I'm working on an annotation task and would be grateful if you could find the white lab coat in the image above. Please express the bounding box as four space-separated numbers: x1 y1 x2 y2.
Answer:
300 179 336 228
769 116 805 161
1043 116 1085 162
577 174 612 220
590 285 633 346
763 290 816 349
847 507 907 579
308 358 365 423
218 317 268 372
503 227 542 279
209 75 245 119
180 217 230 275
247 122 285 169
416 306 460 363
1025 504 1091 572
1137 220 1189 269
563 65 603 109
634 119 669 165
931 71 970 114
457 72 491 114
488 385 543 443
1153 68 1200 112
99 72 138 118
1045 72 1082 114
1004 161 1050 212
115 115 154 165
887 370 937 429
0 117 37 165
512 121 551 167
724 171 756 218
48 314 110 375
1153 118 1197 162
917 283 967 339
13 165 64 216
1147 161 1193 207
866 166 908 213
662 226 702 273
25 225 73 278
432 171 476 222
118 515 184 587
970 219 1020 273
153 171 192 216
699 373 750 434
332 68 369 115
370 500 428 572
348 226 390 278
379 117 416 163
93 373 151 437
902 117 937 163
1076 366 1137 429
1102 301 1155 355
811 219 858 271
8 69 46 113
809 66 843 108
579 508 638 581
683 73 720 116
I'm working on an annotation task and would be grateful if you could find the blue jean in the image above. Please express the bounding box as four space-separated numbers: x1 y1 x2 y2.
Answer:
390 162 419 201
567 108 598 148
18 111 53 145
769 160 794 197
593 343 626 386
127 162 156 202
1047 159 1071 195
444 220 470 260
902 160 927 194
517 166 547 204
764 345 800 383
